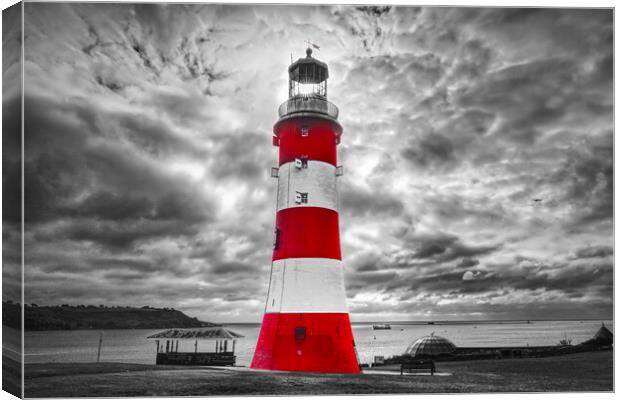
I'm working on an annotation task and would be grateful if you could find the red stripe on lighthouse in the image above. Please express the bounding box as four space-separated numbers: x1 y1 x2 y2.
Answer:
273 207 341 261
250 312 360 373
275 118 341 166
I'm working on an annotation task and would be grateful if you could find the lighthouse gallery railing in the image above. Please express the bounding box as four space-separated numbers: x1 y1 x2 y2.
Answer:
278 96 339 120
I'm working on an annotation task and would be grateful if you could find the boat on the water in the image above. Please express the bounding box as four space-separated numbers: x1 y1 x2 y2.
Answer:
373 324 391 330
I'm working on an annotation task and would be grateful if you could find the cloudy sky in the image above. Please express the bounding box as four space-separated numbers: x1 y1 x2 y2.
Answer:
4 3 613 322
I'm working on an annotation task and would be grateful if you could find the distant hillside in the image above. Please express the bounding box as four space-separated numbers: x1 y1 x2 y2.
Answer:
2 301 218 331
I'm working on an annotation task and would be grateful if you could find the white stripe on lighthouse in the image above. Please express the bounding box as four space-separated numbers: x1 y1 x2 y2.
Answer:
277 160 338 212
265 258 348 314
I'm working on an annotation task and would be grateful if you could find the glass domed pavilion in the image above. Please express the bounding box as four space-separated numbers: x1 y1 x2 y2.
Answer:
404 334 457 358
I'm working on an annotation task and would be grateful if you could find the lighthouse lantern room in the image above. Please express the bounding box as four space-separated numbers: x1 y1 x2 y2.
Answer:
288 47 328 97
250 48 360 374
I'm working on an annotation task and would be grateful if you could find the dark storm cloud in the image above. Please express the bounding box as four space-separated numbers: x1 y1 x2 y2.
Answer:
103 271 149 282
209 132 271 181
401 131 456 169
355 6 391 17
388 259 613 299
353 294 612 322
456 258 479 269
340 181 404 218
421 191 509 228
406 270 466 293
90 257 158 273
400 108 497 171
2 96 21 224
403 232 501 264
211 261 256 275
67 192 154 221
530 130 613 229
572 245 613 260
108 107 208 158
23 93 216 228
342 52 448 110
451 109 495 137
499 261 612 295
347 251 385 273
458 60 569 144
404 53 445 87
439 8 612 64
59 219 203 250
451 39 492 80
347 270 399 293
562 138 613 226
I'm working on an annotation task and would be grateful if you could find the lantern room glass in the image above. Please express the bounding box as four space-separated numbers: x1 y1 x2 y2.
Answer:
289 60 328 98
290 81 326 97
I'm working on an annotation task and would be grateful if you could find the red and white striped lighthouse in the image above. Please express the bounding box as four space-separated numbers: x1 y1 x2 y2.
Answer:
251 48 360 374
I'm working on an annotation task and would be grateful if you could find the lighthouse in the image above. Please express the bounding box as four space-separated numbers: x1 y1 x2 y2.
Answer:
251 48 360 374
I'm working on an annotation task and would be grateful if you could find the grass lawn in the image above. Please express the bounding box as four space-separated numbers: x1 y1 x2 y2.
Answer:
24 349 612 397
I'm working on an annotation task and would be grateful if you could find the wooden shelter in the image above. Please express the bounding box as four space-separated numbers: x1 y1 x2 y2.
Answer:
147 327 244 366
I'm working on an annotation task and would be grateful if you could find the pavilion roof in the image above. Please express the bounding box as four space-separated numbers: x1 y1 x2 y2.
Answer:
147 327 244 340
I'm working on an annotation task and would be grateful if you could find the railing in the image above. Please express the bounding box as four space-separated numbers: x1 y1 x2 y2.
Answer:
278 96 339 120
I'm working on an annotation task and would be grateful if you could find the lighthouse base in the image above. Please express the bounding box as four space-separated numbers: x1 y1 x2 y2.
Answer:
251 312 361 374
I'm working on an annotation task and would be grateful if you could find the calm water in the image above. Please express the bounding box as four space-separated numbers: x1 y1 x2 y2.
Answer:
24 320 613 366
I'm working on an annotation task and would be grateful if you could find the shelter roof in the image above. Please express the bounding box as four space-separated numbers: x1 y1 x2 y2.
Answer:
147 327 244 340
404 334 457 356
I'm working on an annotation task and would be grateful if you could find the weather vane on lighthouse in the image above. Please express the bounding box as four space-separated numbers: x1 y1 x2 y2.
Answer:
305 39 320 50
251 48 359 374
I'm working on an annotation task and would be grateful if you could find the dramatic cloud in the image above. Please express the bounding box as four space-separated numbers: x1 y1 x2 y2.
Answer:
11 4 613 322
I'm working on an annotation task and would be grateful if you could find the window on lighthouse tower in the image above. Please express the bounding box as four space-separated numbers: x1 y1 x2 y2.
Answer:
273 229 280 250
295 191 308 204
294 157 308 169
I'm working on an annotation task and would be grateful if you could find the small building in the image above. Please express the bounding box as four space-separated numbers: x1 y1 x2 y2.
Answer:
147 327 244 366
594 323 613 344
404 334 457 358
581 322 614 347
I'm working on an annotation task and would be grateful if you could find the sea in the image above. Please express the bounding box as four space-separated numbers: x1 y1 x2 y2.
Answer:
23 320 612 366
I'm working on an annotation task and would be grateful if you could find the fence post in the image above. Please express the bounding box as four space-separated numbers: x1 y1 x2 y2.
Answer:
96 332 103 362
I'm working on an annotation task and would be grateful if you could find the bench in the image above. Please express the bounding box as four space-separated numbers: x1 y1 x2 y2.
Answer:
400 360 436 376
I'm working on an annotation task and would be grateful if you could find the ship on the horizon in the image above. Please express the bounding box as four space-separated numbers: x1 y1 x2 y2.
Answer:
373 324 391 330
